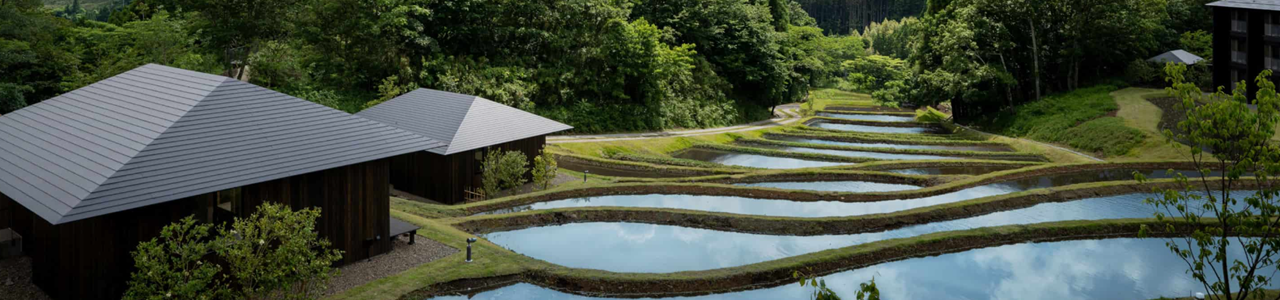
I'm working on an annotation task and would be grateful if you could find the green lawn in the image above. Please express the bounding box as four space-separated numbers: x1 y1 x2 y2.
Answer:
807 89 878 111
973 85 1146 158
1110 88 1189 161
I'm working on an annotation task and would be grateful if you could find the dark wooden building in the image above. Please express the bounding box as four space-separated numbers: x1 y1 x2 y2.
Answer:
358 89 573 204
1209 0 1280 96
0 64 445 300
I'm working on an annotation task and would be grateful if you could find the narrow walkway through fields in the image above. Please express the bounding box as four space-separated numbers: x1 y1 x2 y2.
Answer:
549 104 802 144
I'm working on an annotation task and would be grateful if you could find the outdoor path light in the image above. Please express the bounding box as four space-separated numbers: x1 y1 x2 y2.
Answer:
584 170 590 182
466 237 478 262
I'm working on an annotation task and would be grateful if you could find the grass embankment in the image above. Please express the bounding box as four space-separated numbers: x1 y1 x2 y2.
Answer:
805 116 941 128
970 85 1146 158
807 89 879 111
443 161 1196 217
737 138 1045 161
449 176 1232 236
1111 88 1190 161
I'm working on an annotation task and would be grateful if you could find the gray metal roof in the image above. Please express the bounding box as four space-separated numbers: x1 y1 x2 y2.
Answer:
357 88 573 155
1148 50 1205 65
1208 0 1280 11
0 64 445 225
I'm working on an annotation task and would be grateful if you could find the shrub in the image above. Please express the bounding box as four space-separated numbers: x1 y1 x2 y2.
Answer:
218 204 342 300
1124 59 1159 85
531 147 558 190
480 149 529 196
125 217 227 300
125 203 342 300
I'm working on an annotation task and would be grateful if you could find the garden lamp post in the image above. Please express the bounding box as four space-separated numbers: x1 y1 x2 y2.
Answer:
583 170 590 182
466 238 477 262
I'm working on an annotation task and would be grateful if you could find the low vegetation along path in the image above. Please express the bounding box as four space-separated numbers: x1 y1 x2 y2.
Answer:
548 104 801 144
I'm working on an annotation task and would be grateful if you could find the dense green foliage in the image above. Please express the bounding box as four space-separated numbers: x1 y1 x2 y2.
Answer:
838 0 1215 122
125 204 342 300
1140 65 1280 300
795 0 927 35
11 0 868 134
480 149 530 197
974 85 1145 156
859 17 918 59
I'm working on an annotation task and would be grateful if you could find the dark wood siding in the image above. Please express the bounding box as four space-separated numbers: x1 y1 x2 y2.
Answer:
240 159 392 265
391 135 547 204
4 159 392 300
11 193 207 300
0 192 12 230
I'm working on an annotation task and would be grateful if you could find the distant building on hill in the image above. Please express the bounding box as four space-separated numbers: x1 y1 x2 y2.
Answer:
1148 49 1205 65
1208 0 1280 96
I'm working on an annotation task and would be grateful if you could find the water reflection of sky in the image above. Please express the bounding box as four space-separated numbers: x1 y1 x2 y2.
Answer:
816 112 917 122
770 136 1011 152
735 181 918 193
747 144 962 160
812 122 939 134
478 169 1204 217
486 191 1258 273
673 149 850 169
430 239 1273 300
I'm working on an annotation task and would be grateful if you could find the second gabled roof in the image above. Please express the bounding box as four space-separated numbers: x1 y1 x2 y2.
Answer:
0 64 445 225
1148 50 1204 65
357 88 573 155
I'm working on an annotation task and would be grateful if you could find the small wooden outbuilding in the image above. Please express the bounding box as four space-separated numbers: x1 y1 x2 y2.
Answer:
0 64 445 300
357 89 573 204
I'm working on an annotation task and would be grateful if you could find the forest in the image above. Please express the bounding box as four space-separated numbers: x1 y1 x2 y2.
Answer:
2 0 1224 131
834 0 1217 121
2 0 864 133
795 0 926 35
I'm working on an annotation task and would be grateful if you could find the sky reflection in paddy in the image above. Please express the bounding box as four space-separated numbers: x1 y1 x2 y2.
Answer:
484 192 1187 273
431 238 1270 300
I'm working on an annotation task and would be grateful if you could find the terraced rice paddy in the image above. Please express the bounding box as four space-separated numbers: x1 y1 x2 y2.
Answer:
426 107 1242 300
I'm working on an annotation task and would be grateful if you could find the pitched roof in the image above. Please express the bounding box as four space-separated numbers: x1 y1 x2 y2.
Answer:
357 88 573 155
1208 0 1280 11
0 64 445 224
1148 50 1205 65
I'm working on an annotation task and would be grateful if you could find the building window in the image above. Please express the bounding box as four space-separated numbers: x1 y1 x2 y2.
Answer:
1269 13 1280 36
1234 11 1249 33
1234 39 1248 64
1269 45 1280 70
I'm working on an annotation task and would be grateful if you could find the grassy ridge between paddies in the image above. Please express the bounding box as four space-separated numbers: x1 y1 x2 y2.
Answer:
806 89 880 111
969 85 1146 157
554 151 749 177
814 109 916 117
737 138 1045 161
688 143 880 164
805 116 942 128
450 176 1241 236
445 161 1197 216
920 107 1104 164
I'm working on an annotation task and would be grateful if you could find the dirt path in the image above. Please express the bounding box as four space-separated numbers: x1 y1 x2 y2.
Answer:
548 104 802 144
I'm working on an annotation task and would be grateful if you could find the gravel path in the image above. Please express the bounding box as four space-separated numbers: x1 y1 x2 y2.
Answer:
0 257 51 300
325 234 457 296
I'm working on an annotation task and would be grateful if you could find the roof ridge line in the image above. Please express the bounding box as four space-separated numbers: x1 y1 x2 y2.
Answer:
446 96 485 151
70 77 235 216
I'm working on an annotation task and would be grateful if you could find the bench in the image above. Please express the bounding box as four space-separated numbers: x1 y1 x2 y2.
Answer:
389 217 420 245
